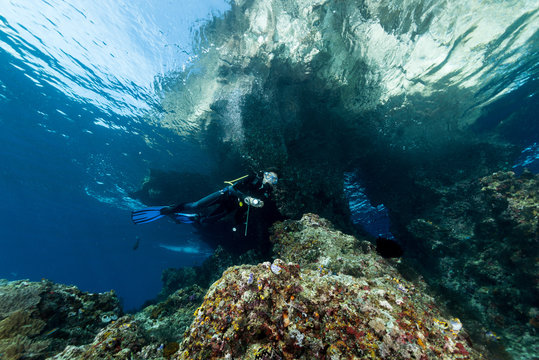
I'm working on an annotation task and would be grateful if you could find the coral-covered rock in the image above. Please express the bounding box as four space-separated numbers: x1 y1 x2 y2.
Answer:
135 285 206 343
177 264 481 359
404 170 538 359
176 215 484 359
160 246 265 298
479 170 538 239
0 279 121 360
47 316 151 360
271 213 377 278
4 214 505 360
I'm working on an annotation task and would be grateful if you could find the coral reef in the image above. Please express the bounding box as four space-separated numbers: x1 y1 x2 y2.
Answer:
160 246 265 298
135 285 206 343
270 213 376 278
45 285 207 360
403 170 538 359
0 279 121 360
48 316 151 360
4 214 496 360
175 214 485 359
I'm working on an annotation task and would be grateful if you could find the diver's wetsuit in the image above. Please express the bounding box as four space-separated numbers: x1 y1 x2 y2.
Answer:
160 174 272 225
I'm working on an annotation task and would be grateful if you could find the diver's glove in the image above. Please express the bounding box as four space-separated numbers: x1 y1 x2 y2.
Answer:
244 196 264 208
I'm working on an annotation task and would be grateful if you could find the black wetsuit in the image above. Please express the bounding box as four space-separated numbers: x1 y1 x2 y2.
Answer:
160 174 272 225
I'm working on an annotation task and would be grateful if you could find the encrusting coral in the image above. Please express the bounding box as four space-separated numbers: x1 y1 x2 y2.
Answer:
270 214 380 278
405 170 538 358
48 316 152 360
175 214 485 359
135 285 206 343
0 279 121 360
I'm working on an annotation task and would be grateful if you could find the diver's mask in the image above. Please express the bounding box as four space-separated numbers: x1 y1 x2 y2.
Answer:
262 171 278 186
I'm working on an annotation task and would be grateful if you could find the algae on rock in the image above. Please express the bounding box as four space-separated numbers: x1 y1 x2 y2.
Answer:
0 279 121 360
271 213 378 278
175 214 486 359
404 170 538 359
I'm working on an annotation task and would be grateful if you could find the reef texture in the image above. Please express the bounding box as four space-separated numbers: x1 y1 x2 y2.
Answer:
48 316 153 360
47 285 207 360
270 214 376 278
404 170 538 359
134 285 206 344
0 279 121 360
176 214 484 359
160 246 265 298
5 214 495 360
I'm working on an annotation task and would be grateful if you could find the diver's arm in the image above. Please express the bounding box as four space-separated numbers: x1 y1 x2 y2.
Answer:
228 186 249 201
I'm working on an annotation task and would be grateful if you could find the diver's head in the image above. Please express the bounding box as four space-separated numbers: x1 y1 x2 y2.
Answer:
262 171 278 186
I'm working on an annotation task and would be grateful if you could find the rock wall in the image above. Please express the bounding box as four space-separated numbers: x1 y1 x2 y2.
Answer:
403 170 538 358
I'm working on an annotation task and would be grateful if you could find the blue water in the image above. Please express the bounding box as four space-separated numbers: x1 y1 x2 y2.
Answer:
1 0 538 314
0 0 228 310
343 172 393 239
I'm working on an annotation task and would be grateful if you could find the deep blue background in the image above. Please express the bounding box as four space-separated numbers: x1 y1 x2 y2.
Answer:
0 27 214 311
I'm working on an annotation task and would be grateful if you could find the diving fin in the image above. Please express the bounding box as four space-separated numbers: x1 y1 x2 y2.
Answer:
131 207 166 224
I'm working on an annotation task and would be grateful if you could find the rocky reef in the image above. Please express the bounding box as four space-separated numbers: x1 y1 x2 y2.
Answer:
1 214 497 359
48 316 153 360
403 170 538 359
159 246 265 299
0 279 120 360
135 285 206 344
177 214 484 359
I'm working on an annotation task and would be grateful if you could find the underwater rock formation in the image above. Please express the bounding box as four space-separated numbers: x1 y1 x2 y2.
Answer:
160 246 265 298
404 170 538 359
135 285 206 344
174 214 484 359
0 279 121 360
270 213 376 278
8 213 498 359
48 286 207 360
48 316 152 360
42 287 205 359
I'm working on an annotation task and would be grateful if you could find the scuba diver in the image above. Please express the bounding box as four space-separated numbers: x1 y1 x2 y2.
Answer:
131 171 278 235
